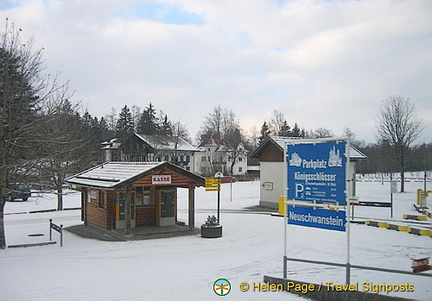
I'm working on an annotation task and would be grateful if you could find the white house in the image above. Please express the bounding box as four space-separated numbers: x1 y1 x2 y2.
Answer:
250 136 367 209
194 137 248 177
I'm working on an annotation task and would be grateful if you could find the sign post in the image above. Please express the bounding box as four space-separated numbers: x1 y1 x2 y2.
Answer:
390 173 397 218
214 172 223 222
284 138 350 283
205 173 223 222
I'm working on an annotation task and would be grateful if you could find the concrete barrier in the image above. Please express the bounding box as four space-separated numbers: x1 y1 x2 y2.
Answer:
365 220 431 237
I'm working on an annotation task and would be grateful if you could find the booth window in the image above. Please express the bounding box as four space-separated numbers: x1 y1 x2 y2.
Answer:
136 186 151 206
99 191 106 208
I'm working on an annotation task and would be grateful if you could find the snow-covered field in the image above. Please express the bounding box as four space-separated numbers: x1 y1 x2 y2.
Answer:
1 179 431 300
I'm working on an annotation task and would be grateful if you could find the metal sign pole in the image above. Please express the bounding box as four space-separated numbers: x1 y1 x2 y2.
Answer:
345 139 351 285
217 188 221 223
390 173 394 218
283 142 288 279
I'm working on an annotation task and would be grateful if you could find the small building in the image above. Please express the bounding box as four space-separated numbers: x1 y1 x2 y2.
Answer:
66 162 205 231
250 136 367 209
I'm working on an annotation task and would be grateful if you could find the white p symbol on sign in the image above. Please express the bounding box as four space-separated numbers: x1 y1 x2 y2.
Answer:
295 184 304 199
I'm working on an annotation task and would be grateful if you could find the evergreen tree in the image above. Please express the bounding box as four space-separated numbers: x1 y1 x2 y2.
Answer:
99 116 109 133
159 114 172 136
116 105 134 134
291 123 301 137
278 120 291 137
259 122 271 144
137 103 159 135
82 110 93 129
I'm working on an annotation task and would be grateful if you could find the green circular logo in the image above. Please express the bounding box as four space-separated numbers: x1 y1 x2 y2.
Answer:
213 278 231 296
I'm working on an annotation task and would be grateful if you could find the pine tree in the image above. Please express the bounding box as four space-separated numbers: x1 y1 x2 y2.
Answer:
159 114 172 136
278 120 291 137
258 122 271 144
116 105 134 134
291 123 301 137
137 103 159 135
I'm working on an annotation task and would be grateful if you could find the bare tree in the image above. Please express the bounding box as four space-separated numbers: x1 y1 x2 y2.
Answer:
198 105 245 175
171 120 190 142
269 110 284 135
199 105 225 140
169 120 190 164
307 127 334 138
38 89 94 210
105 107 117 131
130 105 141 131
376 96 423 192
0 19 53 248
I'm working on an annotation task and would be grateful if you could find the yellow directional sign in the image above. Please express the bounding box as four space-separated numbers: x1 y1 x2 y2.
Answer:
205 178 221 191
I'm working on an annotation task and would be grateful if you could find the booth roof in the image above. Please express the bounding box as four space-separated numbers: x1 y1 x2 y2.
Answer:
66 162 168 189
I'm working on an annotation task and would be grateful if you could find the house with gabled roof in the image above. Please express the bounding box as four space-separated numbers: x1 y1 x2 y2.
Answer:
101 133 200 172
250 136 367 209
195 137 248 177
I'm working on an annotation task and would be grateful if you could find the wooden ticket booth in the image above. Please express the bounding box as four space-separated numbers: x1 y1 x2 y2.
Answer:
66 162 205 232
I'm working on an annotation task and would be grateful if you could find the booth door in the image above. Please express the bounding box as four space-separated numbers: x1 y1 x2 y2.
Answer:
116 191 135 229
158 190 176 226
161 191 175 217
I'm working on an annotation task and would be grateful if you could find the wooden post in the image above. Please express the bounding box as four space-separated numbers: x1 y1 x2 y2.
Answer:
60 224 63 247
49 219 52 241
125 187 131 235
188 184 195 229
81 191 87 224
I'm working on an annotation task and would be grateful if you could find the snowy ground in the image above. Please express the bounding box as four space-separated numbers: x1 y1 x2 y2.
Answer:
1 179 431 300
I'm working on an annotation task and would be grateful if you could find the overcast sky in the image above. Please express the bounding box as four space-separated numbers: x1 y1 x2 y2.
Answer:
1 0 431 144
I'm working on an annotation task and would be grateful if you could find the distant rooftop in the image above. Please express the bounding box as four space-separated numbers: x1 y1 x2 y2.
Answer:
135 133 200 152
251 136 367 160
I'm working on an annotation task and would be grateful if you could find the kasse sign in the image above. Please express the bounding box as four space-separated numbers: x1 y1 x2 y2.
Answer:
287 141 347 205
152 175 172 185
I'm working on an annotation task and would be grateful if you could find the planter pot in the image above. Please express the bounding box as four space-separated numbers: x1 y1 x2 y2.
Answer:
201 225 222 238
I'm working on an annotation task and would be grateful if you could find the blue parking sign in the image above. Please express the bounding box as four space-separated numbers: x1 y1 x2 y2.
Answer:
287 141 347 205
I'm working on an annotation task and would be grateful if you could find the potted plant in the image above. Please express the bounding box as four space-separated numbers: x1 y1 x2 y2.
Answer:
201 215 222 238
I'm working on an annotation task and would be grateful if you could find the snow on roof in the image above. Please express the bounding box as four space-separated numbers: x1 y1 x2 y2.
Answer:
66 162 163 189
266 136 367 160
100 138 121 150
135 133 200 152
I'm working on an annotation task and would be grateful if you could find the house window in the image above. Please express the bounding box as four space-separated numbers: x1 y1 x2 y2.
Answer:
186 155 190 162
136 186 151 206
99 191 106 208
201 156 206 162
239 156 243 162
238 167 243 173
180 155 184 162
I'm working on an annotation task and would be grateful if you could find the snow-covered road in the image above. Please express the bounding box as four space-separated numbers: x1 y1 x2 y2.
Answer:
1 180 431 300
